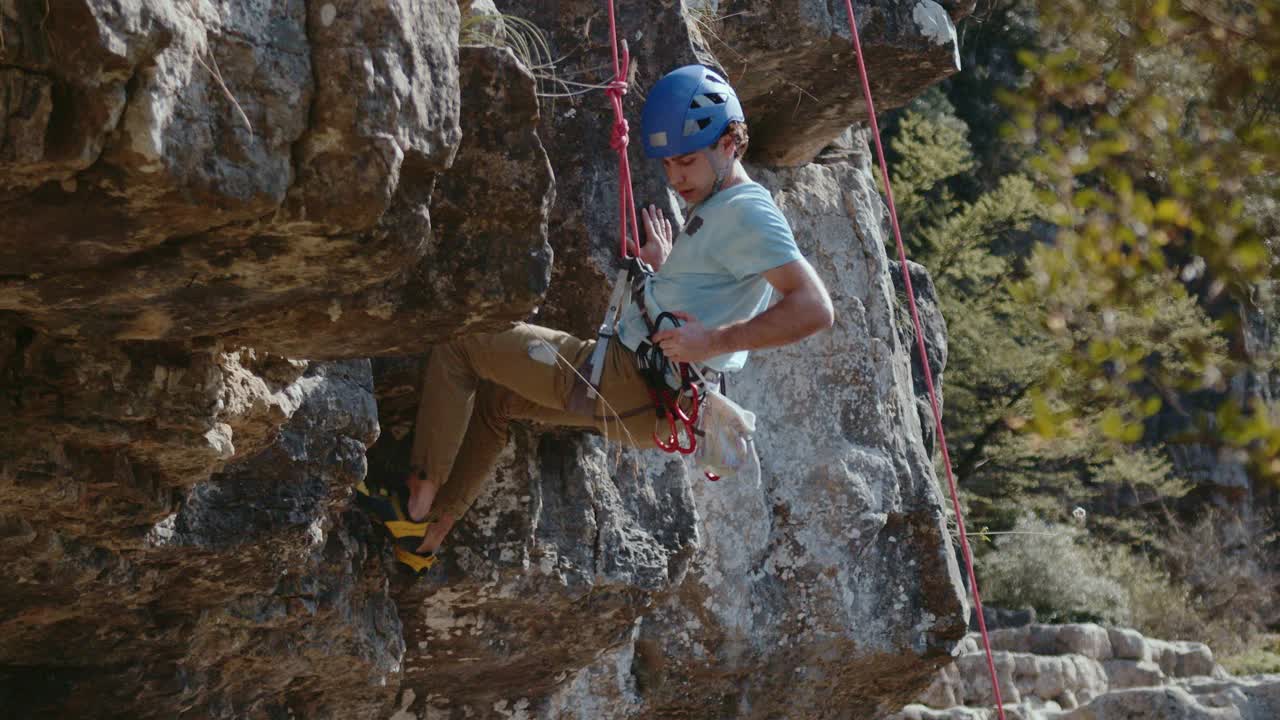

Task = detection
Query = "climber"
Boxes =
[356,65,835,572]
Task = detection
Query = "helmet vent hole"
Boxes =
[682,117,713,136]
[690,93,726,108]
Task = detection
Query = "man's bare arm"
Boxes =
[710,258,834,353]
[653,258,834,364]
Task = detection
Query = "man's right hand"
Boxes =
[640,204,673,270]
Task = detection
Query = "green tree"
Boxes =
[887,0,1280,663]
[889,89,1196,537]
[1005,0,1280,483]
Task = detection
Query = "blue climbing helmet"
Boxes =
[641,65,745,159]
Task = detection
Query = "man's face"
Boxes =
[660,136,734,205]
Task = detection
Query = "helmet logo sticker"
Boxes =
[649,131,668,147]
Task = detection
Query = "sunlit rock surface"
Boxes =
[1,1,973,717]
[893,623,1280,720]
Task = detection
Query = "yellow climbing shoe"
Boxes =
[354,479,436,573]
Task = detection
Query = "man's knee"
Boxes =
[474,382,513,431]
[427,337,469,377]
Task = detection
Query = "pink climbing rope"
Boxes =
[840,2,1008,717]
[606,0,642,259]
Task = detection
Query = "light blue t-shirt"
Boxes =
[617,181,804,372]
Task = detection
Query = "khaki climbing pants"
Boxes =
[411,322,659,522]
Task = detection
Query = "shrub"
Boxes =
[1154,510,1280,655]
[979,516,1129,624]
[979,511,1280,662]
[1220,635,1280,676]
[1094,544,1201,640]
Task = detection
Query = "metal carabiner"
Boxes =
[677,375,699,425]
[651,390,696,454]
[644,312,705,456]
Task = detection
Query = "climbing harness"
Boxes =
[584,262,633,400]
[590,253,723,480]
[840,1,1008,716]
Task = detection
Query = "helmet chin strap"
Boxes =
[701,142,736,199]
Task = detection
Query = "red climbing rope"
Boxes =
[605,1,642,259]
[840,2,1008,717]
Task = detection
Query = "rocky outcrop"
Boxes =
[1,3,543,716]
[2,1,972,717]
[0,1,550,356]
[893,623,1280,719]
[0,350,398,718]
[230,43,555,358]
[893,258,948,455]
[703,0,966,166]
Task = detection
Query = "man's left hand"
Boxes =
[652,311,718,365]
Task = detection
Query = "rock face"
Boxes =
[893,258,948,455]
[0,0,550,356]
[1,350,399,718]
[230,44,555,357]
[704,0,966,166]
[2,1,974,718]
[893,623,1280,720]
[358,133,967,720]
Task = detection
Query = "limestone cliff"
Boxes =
[0,1,969,717]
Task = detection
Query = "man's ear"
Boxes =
[718,133,737,156]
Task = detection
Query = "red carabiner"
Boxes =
[680,378,699,425]
[652,409,678,452]
[650,386,696,454]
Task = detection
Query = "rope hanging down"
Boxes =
[605,1,641,259]
[840,1,1008,717]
